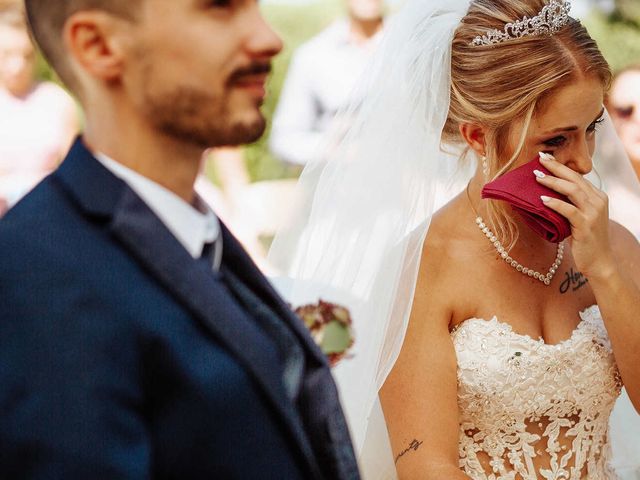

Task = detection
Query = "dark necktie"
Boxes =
[200,237,223,272]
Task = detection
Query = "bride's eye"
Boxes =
[587,117,605,134]
[543,135,567,148]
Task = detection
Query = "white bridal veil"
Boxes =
[269,0,472,469]
[268,0,640,478]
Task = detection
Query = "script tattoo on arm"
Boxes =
[394,439,424,465]
[559,268,589,294]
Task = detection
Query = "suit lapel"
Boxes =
[54,139,322,478]
[219,228,361,479]
[220,224,329,368]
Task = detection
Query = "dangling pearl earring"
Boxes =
[481,155,489,180]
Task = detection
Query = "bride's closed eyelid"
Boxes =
[590,117,605,131]
[540,118,603,147]
[542,136,567,147]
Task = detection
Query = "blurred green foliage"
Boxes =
[584,1,640,74]
[35,54,56,83]
[614,0,640,26]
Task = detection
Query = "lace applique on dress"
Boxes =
[451,305,622,479]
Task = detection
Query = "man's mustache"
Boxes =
[228,63,272,84]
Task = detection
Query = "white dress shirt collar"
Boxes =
[94,152,220,259]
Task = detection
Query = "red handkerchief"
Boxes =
[481,156,571,243]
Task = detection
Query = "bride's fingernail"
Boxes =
[539,152,555,162]
[541,195,552,202]
[533,169,546,179]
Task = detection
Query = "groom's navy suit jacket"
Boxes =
[0,139,359,479]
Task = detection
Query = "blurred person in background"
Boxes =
[599,64,640,239]
[0,1,78,215]
[604,62,640,480]
[608,64,640,180]
[269,0,385,166]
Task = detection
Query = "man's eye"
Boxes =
[209,0,232,7]
[543,136,566,148]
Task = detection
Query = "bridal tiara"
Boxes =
[471,0,572,47]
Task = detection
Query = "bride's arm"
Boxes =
[379,245,470,480]
[537,155,640,413]
[586,223,640,412]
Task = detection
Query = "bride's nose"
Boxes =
[564,141,593,175]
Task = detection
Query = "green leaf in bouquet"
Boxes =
[320,320,352,355]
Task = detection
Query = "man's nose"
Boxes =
[245,8,283,59]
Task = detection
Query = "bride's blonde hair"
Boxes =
[443,0,611,249]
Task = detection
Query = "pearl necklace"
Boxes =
[474,216,564,286]
[466,181,564,285]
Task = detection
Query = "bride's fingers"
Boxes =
[541,191,609,238]
[538,153,584,182]
[537,153,608,205]
[539,196,582,228]
[535,174,591,207]
[538,153,601,193]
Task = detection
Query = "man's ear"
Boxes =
[459,123,487,157]
[63,11,131,83]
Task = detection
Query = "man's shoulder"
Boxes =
[0,175,98,273]
[0,176,169,319]
[0,177,65,237]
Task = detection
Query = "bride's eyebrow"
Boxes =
[542,107,606,135]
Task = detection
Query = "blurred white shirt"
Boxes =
[269,20,383,165]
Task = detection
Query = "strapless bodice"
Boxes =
[451,305,622,479]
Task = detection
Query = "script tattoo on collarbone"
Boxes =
[394,439,424,465]
[559,267,588,294]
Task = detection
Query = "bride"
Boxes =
[269,0,640,478]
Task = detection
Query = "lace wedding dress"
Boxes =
[451,305,623,479]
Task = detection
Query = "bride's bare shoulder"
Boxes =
[609,221,639,248]
[417,193,479,288]
[609,221,640,278]
[422,193,475,258]
[410,193,478,328]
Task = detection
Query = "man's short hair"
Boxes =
[24,0,138,93]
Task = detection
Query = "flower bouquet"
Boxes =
[294,300,355,367]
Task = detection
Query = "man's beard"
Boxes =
[133,46,271,149]
[141,85,266,149]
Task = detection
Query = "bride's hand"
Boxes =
[535,153,616,280]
